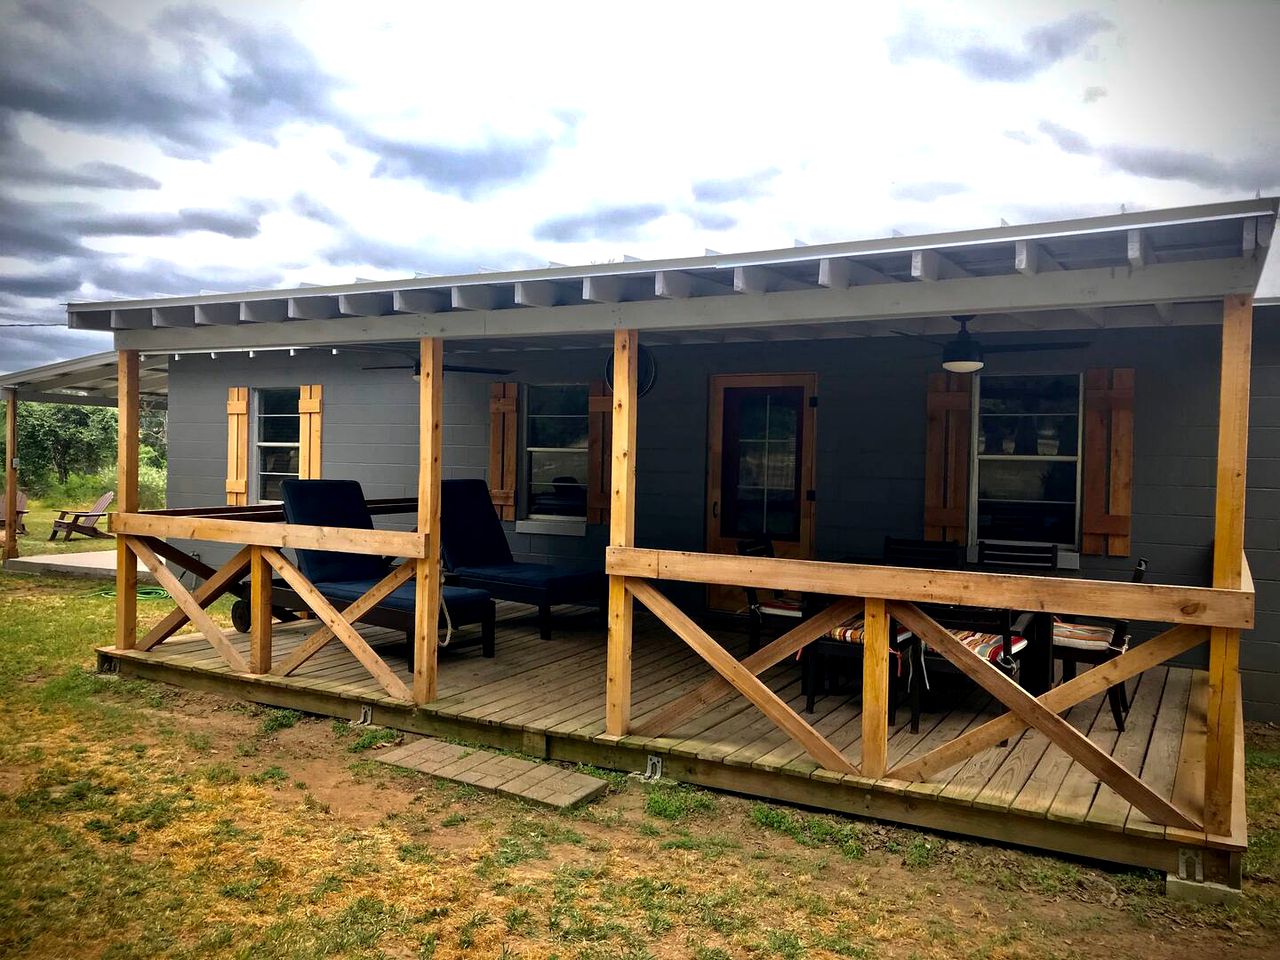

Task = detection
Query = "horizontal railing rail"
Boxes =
[110,510,427,559]
[605,546,1255,629]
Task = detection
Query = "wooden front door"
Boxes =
[706,373,818,611]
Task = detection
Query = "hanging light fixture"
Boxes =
[941,317,984,374]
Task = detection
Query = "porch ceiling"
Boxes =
[67,198,1276,353]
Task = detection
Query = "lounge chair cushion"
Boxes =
[280,479,391,584]
[439,479,515,569]
[451,561,602,596]
[313,579,492,623]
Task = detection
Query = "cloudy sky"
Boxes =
[2,0,1278,374]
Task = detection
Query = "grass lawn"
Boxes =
[5,501,120,557]
[1,568,1278,959]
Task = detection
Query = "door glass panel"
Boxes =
[720,386,804,541]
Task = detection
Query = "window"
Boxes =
[254,388,301,502]
[972,374,1081,546]
[525,384,589,519]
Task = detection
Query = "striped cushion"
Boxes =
[827,615,913,646]
[948,630,1026,664]
[1053,620,1118,651]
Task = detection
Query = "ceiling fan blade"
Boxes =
[891,329,953,347]
[444,364,515,375]
[983,342,1091,354]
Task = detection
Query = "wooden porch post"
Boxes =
[1206,293,1252,834]
[413,337,444,704]
[861,597,890,777]
[606,329,638,736]
[249,546,273,673]
[3,387,17,561]
[116,351,139,650]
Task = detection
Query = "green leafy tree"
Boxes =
[1,401,117,486]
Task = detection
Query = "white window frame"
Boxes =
[521,382,591,524]
[251,387,302,505]
[967,372,1084,558]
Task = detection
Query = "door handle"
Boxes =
[712,500,719,519]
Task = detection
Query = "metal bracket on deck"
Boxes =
[643,755,663,782]
[1178,848,1204,883]
[353,705,373,726]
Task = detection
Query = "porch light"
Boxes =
[941,329,984,374]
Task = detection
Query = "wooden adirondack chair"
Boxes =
[1,490,29,535]
[49,491,114,541]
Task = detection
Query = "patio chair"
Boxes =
[801,538,963,731]
[738,537,813,653]
[271,479,496,664]
[0,490,29,535]
[439,479,604,640]
[1052,559,1148,732]
[49,491,114,541]
[907,603,1028,735]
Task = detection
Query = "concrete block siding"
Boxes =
[165,320,1280,720]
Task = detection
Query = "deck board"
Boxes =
[99,600,1243,875]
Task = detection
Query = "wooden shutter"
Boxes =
[488,382,518,520]
[1081,368,1134,556]
[298,384,323,479]
[225,387,249,506]
[586,379,613,524]
[923,373,972,542]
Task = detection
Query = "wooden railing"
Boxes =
[110,503,429,702]
[605,546,1254,838]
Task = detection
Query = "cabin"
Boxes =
[3,198,1276,894]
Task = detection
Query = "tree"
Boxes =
[5,402,119,486]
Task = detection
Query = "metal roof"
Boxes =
[0,351,168,407]
[56,198,1278,353]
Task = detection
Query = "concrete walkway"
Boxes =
[3,548,156,583]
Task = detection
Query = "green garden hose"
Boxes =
[81,585,171,600]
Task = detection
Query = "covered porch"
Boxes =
[76,199,1274,891]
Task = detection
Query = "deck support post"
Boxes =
[116,350,139,650]
[413,337,444,705]
[606,329,639,736]
[861,597,889,778]
[1206,294,1252,835]
[249,546,272,673]
[3,387,16,561]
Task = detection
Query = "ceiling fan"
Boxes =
[899,315,1090,374]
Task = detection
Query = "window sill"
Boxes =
[515,518,587,537]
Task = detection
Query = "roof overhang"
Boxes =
[64,198,1276,354]
[0,351,168,407]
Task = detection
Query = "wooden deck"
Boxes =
[98,601,1246,881]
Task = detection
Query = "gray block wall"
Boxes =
[164,320,1280,720]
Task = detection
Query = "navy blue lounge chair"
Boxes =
[270,479,495,663]
[440,479,604,640]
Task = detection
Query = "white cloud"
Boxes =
[1,0,1278,371]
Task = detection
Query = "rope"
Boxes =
[81,585,171,600]
[438,559,453,647]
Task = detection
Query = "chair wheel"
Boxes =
[230,599,251,634]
